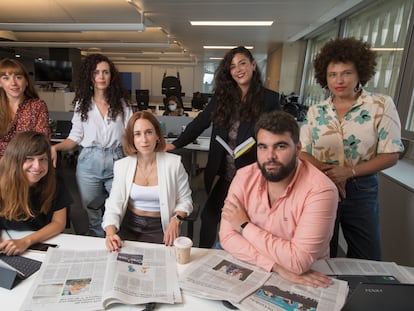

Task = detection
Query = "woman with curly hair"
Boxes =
[0,132,71,256]
[300,37,404,260]
[166,46,281,248]
[0,58,50,158]
[52,54,132,237]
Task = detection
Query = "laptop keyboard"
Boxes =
[0,254,42,278]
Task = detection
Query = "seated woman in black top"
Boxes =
[0,131,72,256]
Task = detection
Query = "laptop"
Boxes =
[0,254,42,289]
[342,283,414,311]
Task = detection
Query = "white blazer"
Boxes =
[102,152,193,232]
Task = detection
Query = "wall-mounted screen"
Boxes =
[34,60,72,83]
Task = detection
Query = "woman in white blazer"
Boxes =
[102,111,193,250]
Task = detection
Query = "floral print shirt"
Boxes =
[0,98,51,157]
[300,90,404,168]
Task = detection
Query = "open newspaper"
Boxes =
[179,251,272,303]
[20,245,181,311]
[236,273,348,311]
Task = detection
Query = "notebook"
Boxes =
[0,254,42,289]
[341,283,414,311]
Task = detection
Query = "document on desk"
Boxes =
[20,245,180,311]
[237,273,348,311]
[325,258,414,284]
[179,251,272,303]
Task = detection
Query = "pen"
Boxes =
[5,229,13,240]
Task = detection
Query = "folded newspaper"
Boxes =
[179,251,271,303]
[179,251,351,310]
[20,246,181,311]
[236,273,348,311]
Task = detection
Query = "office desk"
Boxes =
[167,137,210,178]
[0,232,226,311]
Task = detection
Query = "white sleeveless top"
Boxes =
[129,183,160,212]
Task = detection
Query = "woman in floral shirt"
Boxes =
[300,37,404,260]
[0,58,50,157]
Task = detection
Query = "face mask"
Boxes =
[168,104,177,111]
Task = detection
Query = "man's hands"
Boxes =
[221,195,250,232]
[272,263,333,288]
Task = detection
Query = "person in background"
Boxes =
[166,46,281,248]
[102,111,192,250]
[163,95,186,116]
[300,37,404,260]
[51,54,133,237]
[0,58,50,158]
[220,111,338,287]
[0,131,71,256]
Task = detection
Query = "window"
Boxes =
[395,9,414,141]
[301,28,339,107]
[344,0,412,97]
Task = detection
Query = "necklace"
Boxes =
[137,160,155,186]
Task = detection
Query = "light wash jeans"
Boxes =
[76,145,124,237]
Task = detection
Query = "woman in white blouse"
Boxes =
[51,54,132,237]
[102,111,193,249]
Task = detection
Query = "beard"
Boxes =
[257,154,297,182]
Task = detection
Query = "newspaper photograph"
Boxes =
[179,251,272,303]
[20,245,180,311]
[236,272,348,311]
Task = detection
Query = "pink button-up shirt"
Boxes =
[219,159,338,274]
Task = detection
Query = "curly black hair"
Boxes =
[212,46,265,127]
[313,37,377,88]
[73,54,130,122]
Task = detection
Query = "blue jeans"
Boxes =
[330,173,382,260]
[76,145,124,237]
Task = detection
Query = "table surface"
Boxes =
[0,232,227,311]
[3,232,413,311]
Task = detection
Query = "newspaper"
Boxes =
[20,245,181,311]
[179,251,272,303]
[325,258,414,284]
[237,273,348,311]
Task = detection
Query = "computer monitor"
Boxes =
[135,89,150,110]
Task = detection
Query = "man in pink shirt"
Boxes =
[219,111,338,288]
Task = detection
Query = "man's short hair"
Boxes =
[255,111,300,143]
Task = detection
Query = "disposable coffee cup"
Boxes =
[174,236,193,264]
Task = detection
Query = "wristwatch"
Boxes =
[173,214,185,225]
[240,221,249,234]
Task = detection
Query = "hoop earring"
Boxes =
[354,82,362,93]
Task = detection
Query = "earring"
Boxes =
[354,82,362,93]
[89,85,93,91]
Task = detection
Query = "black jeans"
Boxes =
[199,178,231,248]
[330,173,381,260]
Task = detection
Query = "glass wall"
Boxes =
[344,0,412,97]
[302,0,413,103]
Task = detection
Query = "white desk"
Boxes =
[167,137,210,178]
[0,232,227,311]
